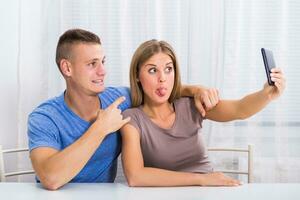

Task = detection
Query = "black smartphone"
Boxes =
[261,48,276,85]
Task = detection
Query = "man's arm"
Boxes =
[30,124,106,190]
[181,85,219,117]
[30,97,130,190]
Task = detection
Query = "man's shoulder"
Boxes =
[29,93,65,119]
[100,86,131,110]
[101,86,130,97]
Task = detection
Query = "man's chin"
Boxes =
[91,85,105,94]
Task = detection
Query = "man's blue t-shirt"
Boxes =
[27,87,131,183]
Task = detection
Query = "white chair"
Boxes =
[0,145,35,182]
[207,144,253,183]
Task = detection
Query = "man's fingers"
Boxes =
[202,95,213,110]
[208,89,219,109]
[96,109,104,117]
[121,117,131,126]
[110,96,126,108]
[195,99,206,117]
[208,95,216,109]
[201,89,220,110]
[214,89,220,104]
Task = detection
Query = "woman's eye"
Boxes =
[165,66,173,73]
[148,68,156,74]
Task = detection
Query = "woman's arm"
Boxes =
[205,68,285,122]
[121,124,240,187]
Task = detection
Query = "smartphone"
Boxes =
[261,48,276,85]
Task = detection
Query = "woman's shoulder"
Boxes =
[122,107,145,133]
[123,106,143,118]
[174,97,194,108]
[174,97,203,123]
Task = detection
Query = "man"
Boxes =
[28,29,219,190]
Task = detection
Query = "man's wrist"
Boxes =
[181,85,207,97]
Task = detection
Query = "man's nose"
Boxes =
[96,63,106,75]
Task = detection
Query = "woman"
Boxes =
[121,39,285,187]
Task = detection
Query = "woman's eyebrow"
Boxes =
[144,63,157,67]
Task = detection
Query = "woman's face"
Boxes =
[138,52,175,105]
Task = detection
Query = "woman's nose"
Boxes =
[159,72,166,82]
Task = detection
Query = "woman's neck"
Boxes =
[142,101,174,121]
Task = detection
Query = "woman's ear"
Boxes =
[60,59,72,77]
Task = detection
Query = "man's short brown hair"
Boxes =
[55,29,101,72]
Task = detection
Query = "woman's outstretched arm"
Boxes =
[205,68,285,122]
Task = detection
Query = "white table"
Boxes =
[0,183,299,200]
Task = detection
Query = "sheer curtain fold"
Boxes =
[0,0,62,181]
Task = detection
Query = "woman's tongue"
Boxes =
[155,87,167,97]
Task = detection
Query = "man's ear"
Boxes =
[60,59,72,77]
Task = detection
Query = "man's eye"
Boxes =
[88,61,98,67]
[102,60,105,64]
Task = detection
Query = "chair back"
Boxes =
[208,144,253,183]
[0,145,34,182]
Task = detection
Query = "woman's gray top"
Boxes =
[122,97,213,173]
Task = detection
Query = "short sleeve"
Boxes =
[27,112,62,151]
[176,97,204,128]
[122,109,141,134]
[189,98,204,125]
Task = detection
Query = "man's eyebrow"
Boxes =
[86,58,101,63]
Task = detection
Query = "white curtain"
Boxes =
[0,0,299,183]
[0,0,63,181]
[208,0,300,183]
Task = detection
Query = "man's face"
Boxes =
[66,43,106,95]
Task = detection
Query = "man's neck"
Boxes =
[64,89,100,122]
